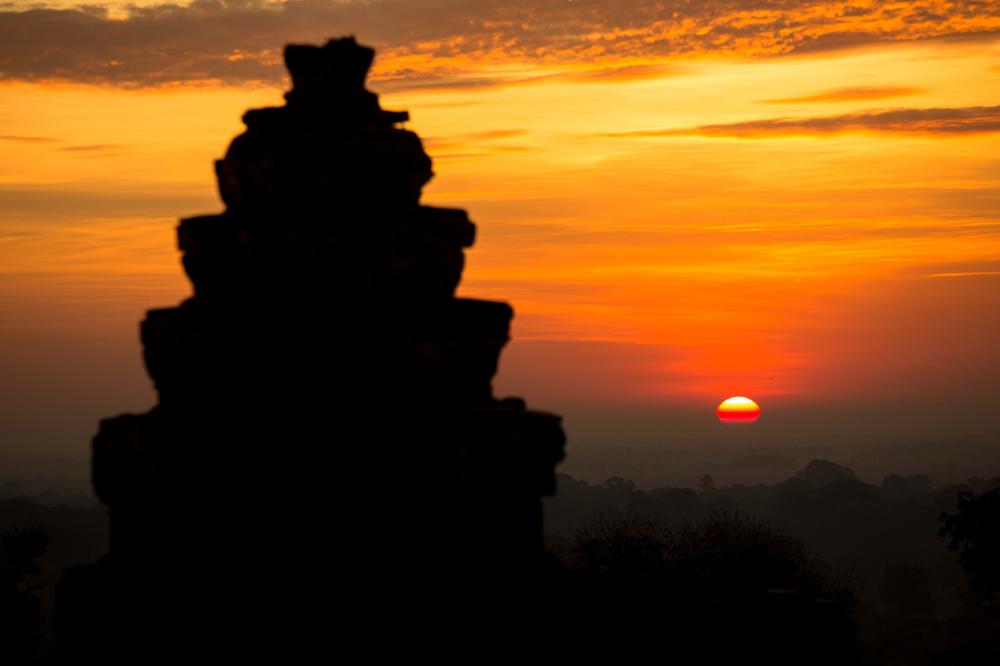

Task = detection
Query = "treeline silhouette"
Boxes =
[1,526,50,663]
[1,457,998,662]
[546,458,1000,663]
[551,508,862,662]
[0,497,107,663]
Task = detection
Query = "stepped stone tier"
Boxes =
[58,37,566,657]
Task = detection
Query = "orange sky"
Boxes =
[1,1,999,457]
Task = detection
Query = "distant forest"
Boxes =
[2,459,998,663]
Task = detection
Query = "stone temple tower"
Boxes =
[58,37,565,657]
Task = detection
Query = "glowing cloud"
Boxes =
[602,105,1000,139]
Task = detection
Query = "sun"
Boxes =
[717,396,761,424]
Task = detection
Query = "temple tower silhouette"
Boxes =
[58,37,565,657]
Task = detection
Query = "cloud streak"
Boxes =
[0,134,57,142]
[0,184,215,218]
[59,143,124,152]
[0,0,997,86]
[926,271,1000,277]
[603,105,1000,138]
[760,87,927,104]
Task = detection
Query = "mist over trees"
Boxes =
[545,458,1000,662]
[1,457,998,662]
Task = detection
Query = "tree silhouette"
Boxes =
[939,488,1000,610]
[573,509,860,604]
[566,510,862,663]
[0,526,50,663]
[573,511,667,577]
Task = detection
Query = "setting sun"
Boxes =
[717,396,761,424]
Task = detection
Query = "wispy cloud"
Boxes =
[59,144,124,153]
[0,1,997,87]
[926,271,1000,277]
[377,63,687,92]
[424,129,533,160]
[603,105,1000,139]
[563,63,687,83]
[0,183,215,219]
[904,260,1000,278]
[0,134,57,142]
[760,87,926,104]
[920,259,1000,279]
[425,129,528,146]
[374,73,554,93]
